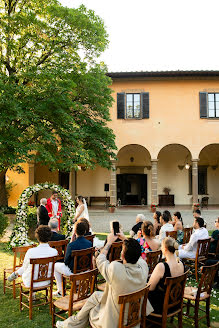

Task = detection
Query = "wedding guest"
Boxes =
[8,226,57,287]
[178,217,209,259]
[49,219,65,241]
[153,211,161,235]
[53,221,92,297]
[70,217,91,242]
[158,210,174,242]
[137,221,160,259]
[148,237,184,314]
[46,191,62,230]
[172,211,184,244]
[129,214,145,238]
[209,217,219,254]
[73,196,89,223]
[56,237,153,328]
[104,220,123,260]
[37,198,50,226]
[193,209,201,218]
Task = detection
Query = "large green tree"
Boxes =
[0,0,116,205]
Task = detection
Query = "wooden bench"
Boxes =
[89,196,110,206]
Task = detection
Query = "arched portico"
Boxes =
[110,144,151,205]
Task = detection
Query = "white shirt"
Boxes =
[159,222,174,241]
[17,244,58,287]
[51,199,59,217]
[184,227,209,253]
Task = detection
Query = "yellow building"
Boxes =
[8,71,219,207]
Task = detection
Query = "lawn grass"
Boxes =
[1,240,218,328]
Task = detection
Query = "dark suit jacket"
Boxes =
[51,231,66,242]
[38,205,50,225]
[64,236,92,272]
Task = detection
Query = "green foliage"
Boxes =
[0,0,117,203]
[0,212,9,237]
[0,205,16,214]
[5,181,17,199]
[26,206,37,231]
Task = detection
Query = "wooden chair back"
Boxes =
[118,285,150,328]
[68,269,98,316]
[30,256,56,289]
[197,263,218,298]
[183,227,193,244]
[196,238,211,262]
[163,271,188,318]
[71,247,95,274]
[109,241,123,262]
[13,245,36,270]
[146,250,162,275]
[84,234,96,246]
[166,231,177,240]
[48,240,68,261]
[201,197,209,209]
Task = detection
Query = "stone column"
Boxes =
[69,169,76,200]
[110,160,117,205]
[192,159,199,204]
[28,162,35,203]
[151,159,158,205]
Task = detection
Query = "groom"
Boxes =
[46,191,62,230]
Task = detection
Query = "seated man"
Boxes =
[53,221,92,297]
[158,210,174,242]
[8,225,58,287]
[129,213,145,238]
[49,218,65,241]
[56,235,153,328]
[209,217,219,254]
[178,217,209,259]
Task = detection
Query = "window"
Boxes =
[117,92,149,119]
[126,94,141,118]
[208,93,219,118]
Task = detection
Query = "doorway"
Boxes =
[117,174,147,205]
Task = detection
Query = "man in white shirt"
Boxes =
[158,210,174,242]
[178,217,209,259]
[8,226,58,287]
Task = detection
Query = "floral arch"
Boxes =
[10,183,75,247]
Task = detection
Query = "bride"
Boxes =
[73,195,89,223]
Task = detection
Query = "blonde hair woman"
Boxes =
[148,237,184,314]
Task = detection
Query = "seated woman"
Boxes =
[148,237,184,314]
[137,221,160,260]
[153,211,161,235]
[103,220,123,260]
[172,211,184,244]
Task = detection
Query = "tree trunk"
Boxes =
[0,170,8,206]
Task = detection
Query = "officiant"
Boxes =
[46,190,62,230]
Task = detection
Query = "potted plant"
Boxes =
[108,204,116,213]
[192,203,200,211]
[150,204,157,213]
[163,187,171,195]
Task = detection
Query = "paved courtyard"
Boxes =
[89,206,219,233]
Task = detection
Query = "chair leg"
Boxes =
[194,303,199,328]
[178,311,183,328]
[206,298,210,327]
[186,300,191,315]
[195,262,198,282]
[13,280,16,299]
[52,304,55,328]
[20,285,22,312]
[49,287,53,315]
[29,292,33,320]
[3,271,6,294]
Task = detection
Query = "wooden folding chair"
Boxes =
[166,231,177,240]
[183,227,193,244]
[183,238,211,281]
[62,247,95,295]
[109,241,123,262]
[118,285,150,328]
[208,238,219,258]
[52,268,98,327]
[3,244,36,299]
[147,271,188,328]
[48,240,69,262]
[184,263,218,328]
[201,197,209,209]
[84,234,96,246]
[146,250,162,275]
[20,255,56,320]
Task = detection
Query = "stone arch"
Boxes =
[117,144,151,167]
[10,182,75,247]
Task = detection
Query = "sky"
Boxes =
[60,0,219,72]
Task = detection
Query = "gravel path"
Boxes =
[89,207,218,233]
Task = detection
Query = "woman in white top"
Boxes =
[73,195,89,223]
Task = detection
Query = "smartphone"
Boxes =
[113,221,120,236]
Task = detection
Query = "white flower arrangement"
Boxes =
[10,182,75,248]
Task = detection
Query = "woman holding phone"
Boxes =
[103,220,122,260]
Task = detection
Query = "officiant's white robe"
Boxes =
[62,254,153,328]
